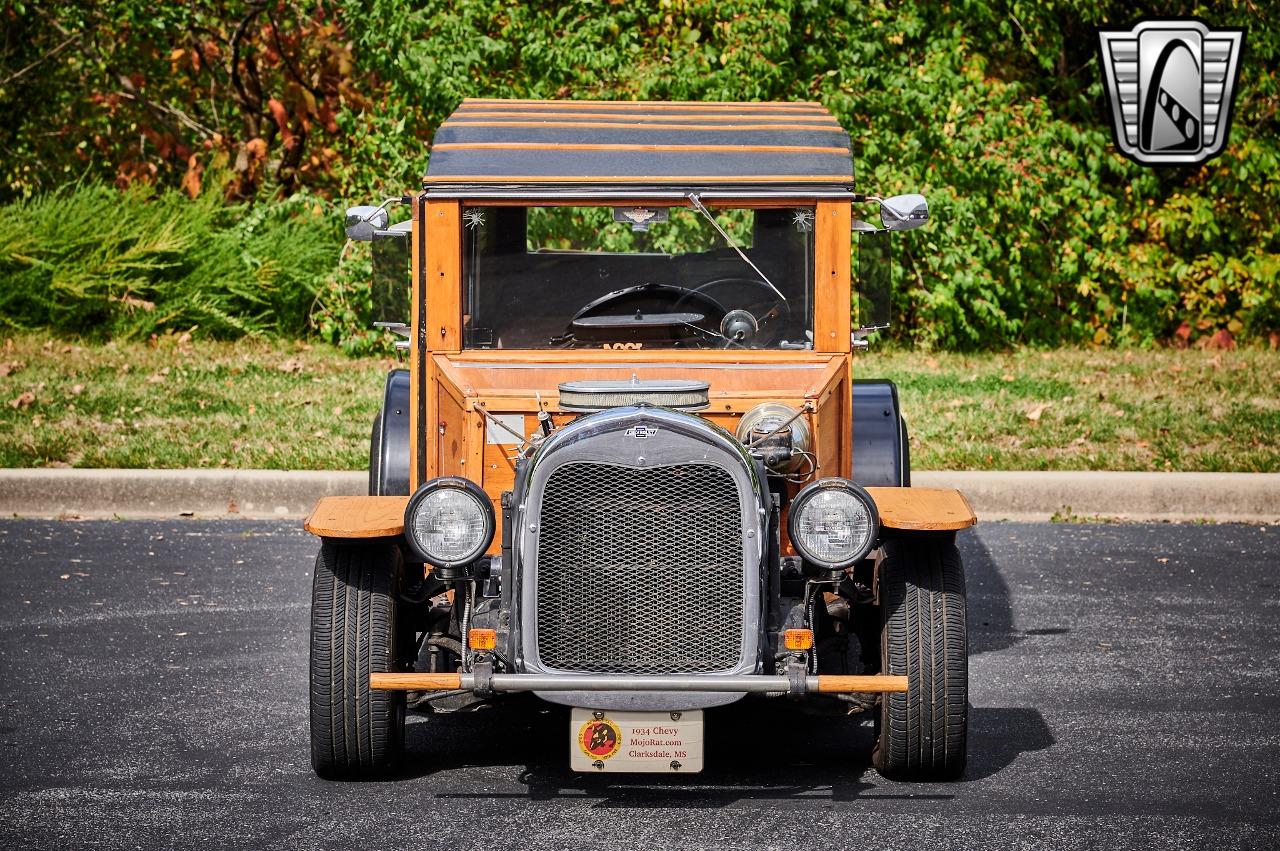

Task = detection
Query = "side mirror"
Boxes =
[879,194,929,232]
[344,205,390,241]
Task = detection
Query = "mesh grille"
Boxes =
[533,461,745,674]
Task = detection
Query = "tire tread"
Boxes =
[874,537,967,781]
[309,540,404,779]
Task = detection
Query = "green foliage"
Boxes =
[2,0,1278,349]
[0,181,341,339]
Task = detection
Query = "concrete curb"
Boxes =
[2,468,1277,523]
[913,470,1280,523]
[0,469,366,520]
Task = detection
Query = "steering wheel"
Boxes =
[672,276,791,346]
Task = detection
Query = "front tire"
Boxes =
[873,537,967,781]
[309,540,406,779]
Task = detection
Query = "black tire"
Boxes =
[309,539,406,779]
[873,537,967,781]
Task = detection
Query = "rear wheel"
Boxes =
[873,537,967,781]
[309,539,406,779]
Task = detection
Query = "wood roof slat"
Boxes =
[449,110,841,123]
[423,174,855,184]
[459,97,827,109]
[432,142,851,154]
[442,120,849,133]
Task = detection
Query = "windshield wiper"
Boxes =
[687,193,788,304]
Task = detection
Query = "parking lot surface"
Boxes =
[1,519,1277,850]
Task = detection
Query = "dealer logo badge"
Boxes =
[578,717,621,760]
[1097,19,1244,166]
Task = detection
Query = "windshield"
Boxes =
[462,204,816,350]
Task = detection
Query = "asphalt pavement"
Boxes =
[0,519,1277,850]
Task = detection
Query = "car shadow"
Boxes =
[960,527,1022,656]
[404,701,1053,802]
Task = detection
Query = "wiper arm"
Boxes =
[687,193,788,304]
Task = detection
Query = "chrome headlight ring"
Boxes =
[403,477,495,569]
[786,478,880,569]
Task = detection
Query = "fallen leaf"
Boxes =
[59,574,70,580]
[1025,402,1052,422]
[71,384,84,395]
[924,357,939,369]
[0,361,22,377]
[10,391,35,409]
[1001,373,1015,382]
[178,332,192,345]
[278,357,304,374]
[146,372,166,384]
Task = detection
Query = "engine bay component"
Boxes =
[557,377,710,412]
[787,478,879,569]
[735,402,812,475]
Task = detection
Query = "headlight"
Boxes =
[735,402,811,474]
[404,478,495,568]
[787,478,879,569]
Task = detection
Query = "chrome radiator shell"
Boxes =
[512,406,767,710]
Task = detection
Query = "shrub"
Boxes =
[0,181,341,340]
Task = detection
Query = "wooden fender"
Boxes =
[866,486,977,531]
[304,496,409,539]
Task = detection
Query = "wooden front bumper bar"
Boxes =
[370,672,907,694]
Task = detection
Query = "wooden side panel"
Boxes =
[304,496,409,538]
[425,199,462,353]
[437,386,467,478]
[813,200,851,353]
[481,425,523,555]
[814,389,841,481]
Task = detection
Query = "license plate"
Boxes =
[569,708,704,773]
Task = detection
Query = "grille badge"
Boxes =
[624,425,659,439]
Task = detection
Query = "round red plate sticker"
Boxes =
[578,717,621,760]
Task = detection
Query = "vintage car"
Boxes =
[304,98,976,780]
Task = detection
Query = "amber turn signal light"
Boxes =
[468,628,497,650]
[783,628,814,651]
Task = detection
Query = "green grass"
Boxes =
[1,333,1277,471]
[868,347,1280,472]
[0,333,388,470]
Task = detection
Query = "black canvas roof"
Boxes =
[424,98,854,195]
